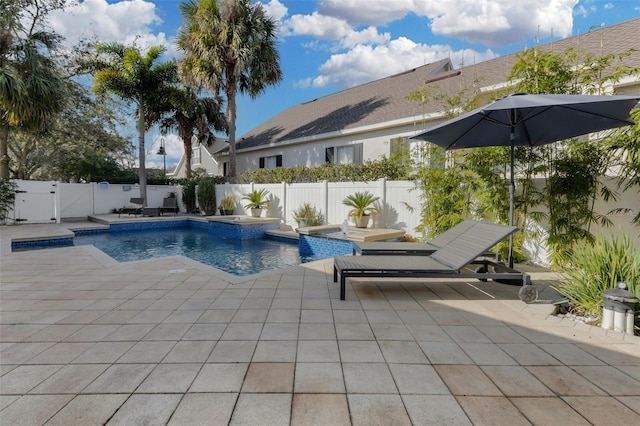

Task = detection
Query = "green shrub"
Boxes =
[197,178,217,216]
[239,158,412,184]
[219,195,236,211]
[181,180,197,213]
[292,202,324,227]
[0,179,17,224]
[556,231,639,322]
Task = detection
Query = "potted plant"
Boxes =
[218,195,236,215]
[293,202,324,228]
[343,191,380,228]
[242,188,270,217]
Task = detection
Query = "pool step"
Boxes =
[265,230,299,241]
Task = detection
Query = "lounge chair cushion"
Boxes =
[353,219,477,255]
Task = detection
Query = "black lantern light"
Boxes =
[157,137,167,175]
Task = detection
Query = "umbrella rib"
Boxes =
[442,119,489,150]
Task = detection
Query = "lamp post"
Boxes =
[157,137,166,175]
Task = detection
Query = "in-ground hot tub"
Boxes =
[297,225,404,257]
[207,216,281,239]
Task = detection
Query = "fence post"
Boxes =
[54,181,61,223]
[281,181,287,223]
[379,177,387,228]
[322,180,329,224]
[91,182,96,216]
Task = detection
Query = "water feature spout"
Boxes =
[341,220,349,235]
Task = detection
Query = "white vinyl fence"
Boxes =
[216,179,421,233]
[12,180,58,224]
[8,178,420,232]
[9,180,181,224]
[7,178,638,265]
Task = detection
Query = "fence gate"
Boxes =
[12,180,57,224]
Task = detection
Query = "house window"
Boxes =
[426,144,447,169]
[393,139,440,168]
[325,143,363,164]
[391,137,410,164]
[192,146,201,165]
[223,162,228,177]
[259,155,282,169]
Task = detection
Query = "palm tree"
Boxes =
[177,0,282,183]
[0,0,66,178]
[89,43,177,202]
[158,85,227,178]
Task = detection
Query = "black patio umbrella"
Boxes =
[411,93,640,267]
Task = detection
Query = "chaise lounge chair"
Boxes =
[159,197,178,216]
[333,221,535,302]
[118,197,144,217]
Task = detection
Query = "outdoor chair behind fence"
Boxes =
[159,197,178,216]
[118,197,144,217]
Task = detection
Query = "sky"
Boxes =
[47,0,640,169]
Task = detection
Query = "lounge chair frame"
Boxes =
[333,221,533,302]
[333,257,530,301]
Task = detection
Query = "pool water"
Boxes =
[73,228,322,276]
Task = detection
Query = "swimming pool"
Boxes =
[73,228,323,276]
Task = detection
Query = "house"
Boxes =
[169,137,228,179]
[173,18,640,177]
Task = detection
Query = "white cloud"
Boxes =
[341,26,390,48]
[48,0,173,52]
[293,78,313,89]
[604,3,614,9]
[261,0,289,21]
[316,0,579,47]
[574,5,588,17]
[147,134,183,169]
[318,0,415,25]
[283,11,390,48]
[285,12,353,40]
[421,0,578,46]
[308,37,497,88]
[287,0,579,90]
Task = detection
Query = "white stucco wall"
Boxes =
[233,120,433,174]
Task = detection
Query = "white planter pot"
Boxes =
[354,214,370,228]
[251,208,263,217]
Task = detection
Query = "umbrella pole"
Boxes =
[508,131,515,269]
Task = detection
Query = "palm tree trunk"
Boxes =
[226,73,237,184]
[137,106,147,205]
[179,119,193,179]
[0,124,10,179]
[185,141,192,179]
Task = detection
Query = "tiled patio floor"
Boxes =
[0,223,639,425]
